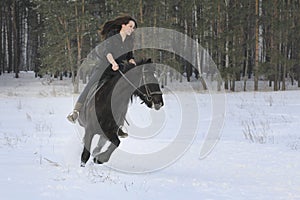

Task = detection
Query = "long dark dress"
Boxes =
[76,30,134,105]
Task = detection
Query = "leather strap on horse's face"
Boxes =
[141,66,162,102]
[118,65,162,103]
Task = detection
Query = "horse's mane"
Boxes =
[97,58,152,100]
[106,58,152,88]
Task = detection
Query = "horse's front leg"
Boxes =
[94,131,120,164]
[92,135,107,157]
[80,129,94,167]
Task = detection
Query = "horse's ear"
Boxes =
[146,58,152,63]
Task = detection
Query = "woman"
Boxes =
[67,15,137,131]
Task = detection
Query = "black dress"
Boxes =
[76,30,134,105]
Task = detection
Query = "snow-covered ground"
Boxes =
[1,71,300,200]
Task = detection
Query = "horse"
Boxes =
[78,59,164,167]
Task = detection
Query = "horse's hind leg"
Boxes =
[80,130,94,167]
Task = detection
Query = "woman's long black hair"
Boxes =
[100,15,137,39]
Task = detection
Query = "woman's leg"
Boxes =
[67,68,103,123]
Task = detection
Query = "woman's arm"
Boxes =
[104,31,120,71]
[106,53,119,71]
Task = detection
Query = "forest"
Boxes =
[1,0,300,91]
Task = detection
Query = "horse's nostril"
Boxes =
[154,103,162,110]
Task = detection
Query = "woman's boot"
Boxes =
[67,103,82,123]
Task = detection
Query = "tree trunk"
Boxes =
[254,0,259,91]
[0,2,3,75]
[139,0,143,24]
[74,0,86,93]
[12,0,20,78]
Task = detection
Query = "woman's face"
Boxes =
[121,20,136,36]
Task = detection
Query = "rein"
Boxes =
[118,69,145,98]
[118,67,162,101]
[117,66,162,126]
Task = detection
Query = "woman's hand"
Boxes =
[128,59,136,65]
[112,62,119,71]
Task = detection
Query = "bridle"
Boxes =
[118,66,162,102]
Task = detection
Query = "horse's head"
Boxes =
[133,60,164,110]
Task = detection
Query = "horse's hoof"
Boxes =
[80,162,86,167]
[117,129,128,138]
[93,157,103,164]
[118,133,128,138]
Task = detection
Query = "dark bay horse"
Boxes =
[78,59,164,167]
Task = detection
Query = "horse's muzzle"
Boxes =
[154,102,163,110]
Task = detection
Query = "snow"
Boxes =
[1,71,300,200]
